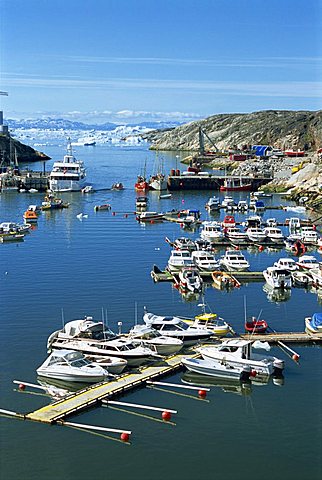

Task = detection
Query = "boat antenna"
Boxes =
[243,296,247,324]
[135,302,138,326]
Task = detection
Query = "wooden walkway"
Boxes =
[239,331,322,343]
[25,351,197,424]
[151,268,264,283]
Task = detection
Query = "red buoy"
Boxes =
[292,354,300,362]
[250,370,257,378]
[235,245,239,250]
[258,245,264,252]
[18,383,26,390]
[162,410,172,421]
[120,432,130,442]
[198,389,207,398]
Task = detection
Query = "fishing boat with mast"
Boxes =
[135,161,150,192]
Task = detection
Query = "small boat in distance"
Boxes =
[111,182,124,190]
[23,207,38,223]
[94,204,111,211]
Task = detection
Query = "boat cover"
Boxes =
[311,313,322,328]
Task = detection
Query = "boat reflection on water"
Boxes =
[37,377,87,401]
[181,370,284,396]
[263,284,292,303]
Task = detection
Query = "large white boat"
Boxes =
[143,312,213,346]
[127,324,183,356]
[180,311,231,337]
[198,339,284,378]
[310,262,322,288]
[167,249,194,272]
[300,227,319,245]
[296,255,319,270]
[263,227,284,243]
[273,257,298,271]
[191,250,220,271]
[200,221,224,242]
[49,141,86,192]
[246,227,267,243]
[224,227,248,243]
[263,266,292,289]
[36,349,109,383]
[220,250,250,271]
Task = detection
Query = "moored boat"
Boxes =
[263,266,292,289]
[245,316,268,334]
[182,356,251,381]
[36,349,109,383]
[177,267,203,293]
[220,250,250,271]
[94,204,111,211]
[49,140,86,192]
[305,312,322,333]
[211,271,241,289]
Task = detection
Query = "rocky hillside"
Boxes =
[0,134,50,164]
[146,110,322,152]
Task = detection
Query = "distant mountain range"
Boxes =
[5,117,181,131]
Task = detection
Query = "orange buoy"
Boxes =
[198,389,207,398]
[292,354,300,362]
[162,410,171,421]
[18,383,26,390]
[120,432,130,442]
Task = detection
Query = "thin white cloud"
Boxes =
[56,54,322,69]
[3,73,322,98]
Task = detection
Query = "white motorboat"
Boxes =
[300,227,319,245]
[182,356,251,381]
[49,337,155,367]
[181,311,231,337]
[191,250,220,271]
[263,227,284,243]
[83,354,127,374]
[265,218,277,227]
[305,312,322,333]
[310,262,322,288]
[200,221,224,242]
[143,312,213,346]
[220,250,250,271]
[149,172,168,191]
[198,339,284,378]
[0,221,31,234]
[263,266,292,289]
[246,227,267,243]
[291,270,312,288]
[221,195,235,208]
[237,200,248,212]
[273,257,298,271]
[127,324,183,356]
[172,237,196,250]
[46,316,155,367]
[178,268,203,293]
[224,227,248,243]
[296,255,319,270]
[49,140,86,192]
[36,350,109,383]
[167,249,194,272]
[136,211,164,222]
[205,196,220,212]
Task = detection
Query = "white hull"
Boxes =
[36,369,106,383]
[49,178,86,192]
[182,357,246,380]
[149,178,168,191]
[263,270,292,289]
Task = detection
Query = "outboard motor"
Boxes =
[240,365,251,383]
[273,359,285,378]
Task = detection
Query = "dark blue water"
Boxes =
[0,145,321,480]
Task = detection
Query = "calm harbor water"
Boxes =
[0,144,321,480]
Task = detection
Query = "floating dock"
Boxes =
[19,351,198,424]
[151,268,264,283]
[239,331,322,344]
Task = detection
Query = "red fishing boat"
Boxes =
[220,177,252,192]
[245,317,268,334]
[135,175,150,192]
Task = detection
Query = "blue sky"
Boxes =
[1,0,321,123]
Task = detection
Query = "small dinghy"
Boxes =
[245,316,268,334]
[94,204,111,211]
